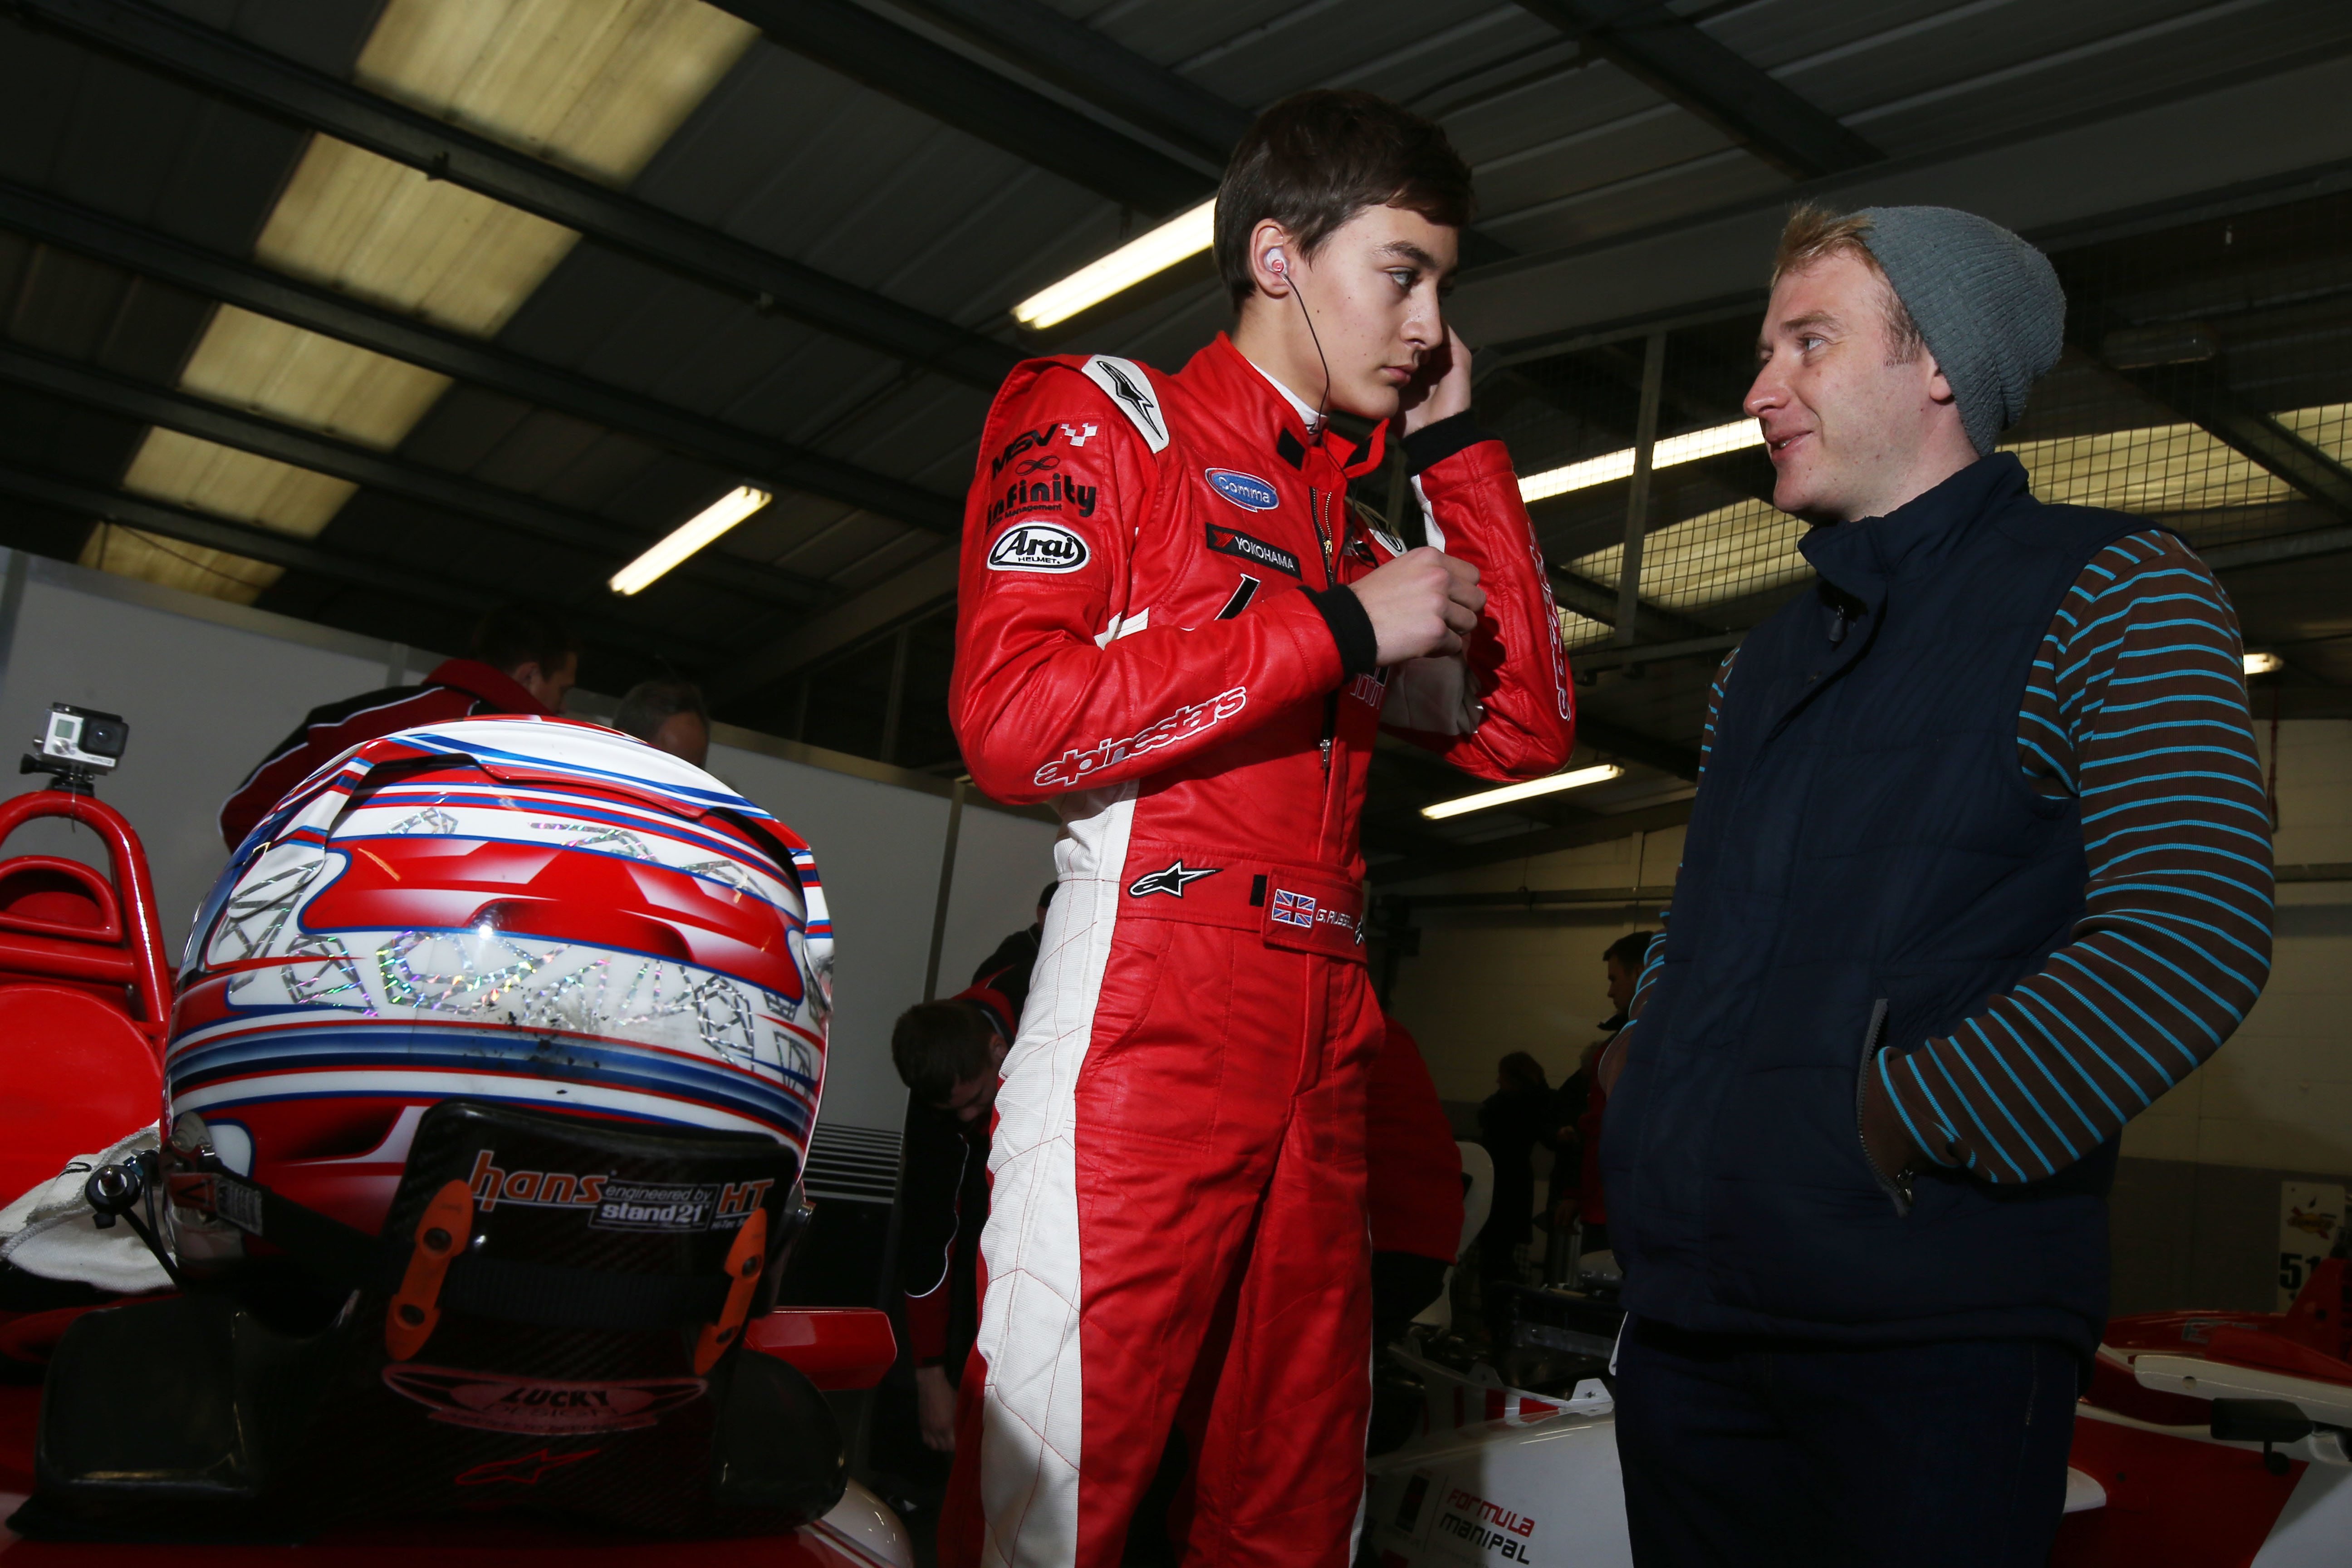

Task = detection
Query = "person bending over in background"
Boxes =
[970,881,1056,999]
[948,87,1573,1565]
[1474,1050,1559,1343]
[890,972,1023,1460]
[1601,205,2273,1568]
[217,603,577,849]
[613,676,710,767]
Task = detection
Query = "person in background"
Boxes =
[1602,204,2272,1567]
[1368,1019,1464,1348]
[613,676,710,767]
[217,604,578,849]
[1474,1049,1559,1343]
[890,973,1021,1456]
[1554,930,1655,1257]
[970,881,1054,994]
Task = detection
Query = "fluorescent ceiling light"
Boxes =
[2244,651,2284,676]
[1421,764,1624,820]
[1014,199,1215,330]
[1519,419,1765,504]
[610,486,771,595]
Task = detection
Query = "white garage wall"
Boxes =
[2125,718,2352,1175]
[1388,722,2350,1180]
[0,549,1059,1141]
[1385,825,1683,1107]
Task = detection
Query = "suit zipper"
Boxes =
[1311,485,1338,779]
[1855,997,1913,1218]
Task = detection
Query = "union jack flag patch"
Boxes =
[1270,888,1316,928]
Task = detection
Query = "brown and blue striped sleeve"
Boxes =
[1877,530,2275,1183]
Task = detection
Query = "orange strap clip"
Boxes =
[692,1206,769,1375]
[385,1179,474,1361]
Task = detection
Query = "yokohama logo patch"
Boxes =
[989,522,1090,573]
[385,1366,706,1435]
[1205,523,1299,578]
[1034,687,1248,788]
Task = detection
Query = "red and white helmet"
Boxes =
[165,716,831,1239]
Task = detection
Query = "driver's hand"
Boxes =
[1347,547,1484,664]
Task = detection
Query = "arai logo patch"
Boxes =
[988,522,1090,573]
[1205,468,1279,511]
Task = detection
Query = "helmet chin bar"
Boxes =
[23,1099,832,1543]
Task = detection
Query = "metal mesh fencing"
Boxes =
[1487,189,2352,655]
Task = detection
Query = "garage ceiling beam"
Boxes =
[2110,362,2352,523]
[11,0,1020,392]
[1548,563,1716,645]
[0,180,964,536]
[0,462,725,662]
[1576,715,1701,781]
[708,0,1212,215]
[0,339,832,608]
[1368,795,1698,885]
[1514,0,1881,181]
[897,0,1249,169]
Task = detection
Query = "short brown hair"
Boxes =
[1215,90,1474,309]
[1771,204,1926,364]
[892,998,998,1105]
[469,603,578,677]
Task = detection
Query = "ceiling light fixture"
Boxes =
[2244,651,2284,676]
[1013,199,1216,330]
[609,485,772,596]
[1519,419,1766,504]
[1421,763,1624,820]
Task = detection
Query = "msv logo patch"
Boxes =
[989,522,1090,573]
[1205,468,1279,511]
[1205,524,1299,578]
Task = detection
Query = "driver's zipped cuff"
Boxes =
[1305,585,1378,680]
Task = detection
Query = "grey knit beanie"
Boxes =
[1851,206,2065,456]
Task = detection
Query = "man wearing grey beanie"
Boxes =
[1597,206,2272,1567]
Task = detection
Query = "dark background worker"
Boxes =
[1474,1049,1560,1344]
[970,881,1054,995]
[889,972,1022,1457]
[1555,930,1656,1258]
[614,676,711,768]
[217,604,578,849]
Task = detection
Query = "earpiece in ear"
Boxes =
[1266,248,1287,277]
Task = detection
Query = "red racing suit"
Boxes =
[948,332,1571,1567]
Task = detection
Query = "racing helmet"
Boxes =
[164,715,832,1258]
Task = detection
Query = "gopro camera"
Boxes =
[23,702,129,793]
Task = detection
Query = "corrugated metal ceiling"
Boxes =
[0,0,2348,867]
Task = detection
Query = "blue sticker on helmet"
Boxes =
[1205,468,1280,511]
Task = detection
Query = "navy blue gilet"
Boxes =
[1601,455,2146,1354]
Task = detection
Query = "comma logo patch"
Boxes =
[988,523,1090,573]
[1205,468,1280,511]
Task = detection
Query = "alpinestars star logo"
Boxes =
[1127,860,1219,898]
[1097,360,1163,441]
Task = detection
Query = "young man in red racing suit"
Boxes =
[948,91,1574,1567]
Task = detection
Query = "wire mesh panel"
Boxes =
[1490,189,2352,652]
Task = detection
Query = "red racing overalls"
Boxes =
[948,332,1573,1566]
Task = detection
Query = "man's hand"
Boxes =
[916,1364,957,1452]
[1349,547,1485,664]
[1399,326,1473,435]
[1858,1055,1922,1187]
